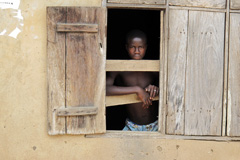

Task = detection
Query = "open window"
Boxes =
[106,9,163,130]
[47,0,239,140]
[47,5,165,135]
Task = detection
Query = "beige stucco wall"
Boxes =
[1,0,240,159]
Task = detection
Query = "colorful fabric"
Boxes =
[122,118,158,131]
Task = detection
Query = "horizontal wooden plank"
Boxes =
[86,131,240,142]
[169,6,226,12]
[106,60,159,71]
[106,94,159,107]
[106,3,166,9]
[57,23,98,32]
[108,0,165,5]
[169,0,226,9]
[57,106,98,116]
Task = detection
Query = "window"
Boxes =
[47,0,240,140]
[106,9,161,130]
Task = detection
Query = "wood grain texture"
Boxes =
[57,23,98,33]
[158,10,167,134]
[222,0,230,136]
[185,11,225,136]
[228,13,240,136]
[57,107,98,116]
[106,60,159,72]
[231,0,240,9]
[106,94,159,107]
[106,3,166,9]
[47,7,66,135]
[108,0,165,5]
[87,131,240,141]
[167,9,188,135]
[169,0,226,9]
[66,7,106,134]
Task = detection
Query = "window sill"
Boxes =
[85,131,240,142]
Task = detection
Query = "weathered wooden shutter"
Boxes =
[166,1,226,136]
[228,2,240,136]
[47,7,106,135]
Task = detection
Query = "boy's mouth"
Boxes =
[133,55,142,59]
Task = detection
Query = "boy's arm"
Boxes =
[106,72,152,107]
[145,72,159,99]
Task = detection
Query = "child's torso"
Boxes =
[117,72,155,88]
[116,72,158,125]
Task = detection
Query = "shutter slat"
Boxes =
[66,7,106,134]
[47,7,67,135]
[57,107,98,116]
[57,23,98,32]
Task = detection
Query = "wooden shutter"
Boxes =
[167,9,225,136]
[47,7,106,135]
[228,13,240,136]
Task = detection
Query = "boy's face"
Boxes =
[126,37,147,60]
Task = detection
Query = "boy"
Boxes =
[106,30,159,131]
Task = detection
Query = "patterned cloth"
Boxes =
[122,118,158,131]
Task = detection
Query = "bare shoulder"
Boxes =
[106,72,120,85]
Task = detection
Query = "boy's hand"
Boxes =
[136,87,152,108]
[145,84,159,100]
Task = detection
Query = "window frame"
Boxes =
[103,0,168,134]
[95,0,240,141]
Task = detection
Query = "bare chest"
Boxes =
[119,72,154,88]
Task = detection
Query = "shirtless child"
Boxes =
[106,30,159,131]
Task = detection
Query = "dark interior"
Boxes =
[106,9,160,130]
[107,9,160,60]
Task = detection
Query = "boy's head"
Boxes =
[125,30,147,60]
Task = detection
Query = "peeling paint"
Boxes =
[8,27,21,39]
[0,0,24,39]
[0,0,20,9]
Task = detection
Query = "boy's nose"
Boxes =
[135,48,140,54]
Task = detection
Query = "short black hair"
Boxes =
[125,29,147,45]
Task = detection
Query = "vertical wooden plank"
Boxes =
[230,0,240,9]
[47,7,66,135]
[166,9,188,135]
[185,11,225,136]
[159,10,166,134]
[169,0,226,9]
[66,7,106,134]
[222,0,230,137]
[228,13,240,136]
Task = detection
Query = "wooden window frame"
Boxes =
[92,0,240,141]
[103,0,168,134]
[46,0,240,141]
